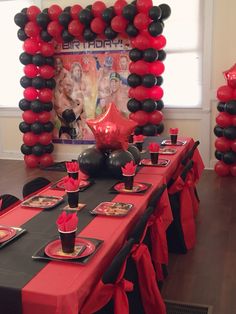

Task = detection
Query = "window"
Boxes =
[0,0,41,108]
[155,0,203,108]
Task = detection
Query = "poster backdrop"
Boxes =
[52,38,131,144]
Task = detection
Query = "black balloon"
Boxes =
[127,73,142,87]
[19,99,31,111]
[148,22,163,37]
[32,144,44,156]
[20,76,32,88]
[21,144,32,155]
[78,147,106,177]
[59,12,71,27]
[129,48,143,62]
[127,144,141,164]
[214,125,224,137]
[143,48,158,62]
[17,29,28,41]
[45,57,55,67]
[156,122,164,134]
[43,122,54,132]
[158,50,166,61]
[102,7,115,23]
[43,102,53,112]
[142,99,157,112]
[42,8,48,14]
[32,77,46,89]
[19,52,32,65]
[155,76,163,86]
[215,150,223,161]
[31,100,43,113]
[225,100,236,115]
[217,101,225,112]
[223,127,236,140]
[46,79,56,89]
[44,143,54,153]
[122,4,137,22]
[63,6,71,13]
[106,149,134,179]
[126,24,139,37]
[127,99,141,112]
[134,126,143,135]
[222,151,236,164]
[86,5,92,11]
[36,13,50,29]
[14,13,28,27]
[142,124,157,136]
[142,74,157,87]
[31,122,44,134]
[32,54,45,66]
[79,9,93,26]
[19,121,31,133]
[155,100,164,110]
[21,8,27,14]
[83,28,97,42]
[40,30,53,42]
[159,4,171,20]
[149,6,162,21]
[104,26,118,40]
[62,30,75,43]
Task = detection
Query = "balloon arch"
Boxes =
[14,0,171,168]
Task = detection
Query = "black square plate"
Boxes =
[0,226,26,249]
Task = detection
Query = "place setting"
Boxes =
[90,202,133,217]
[140,142,170,167]
[0,225,26,249]
[161,128,187,146]
[21,195,64,210]
[32,211,103,264]
[62,177,86,211]
[133,134,146,153]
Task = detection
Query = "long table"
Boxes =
[0,137,202,314]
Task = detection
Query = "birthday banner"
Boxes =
[52,38,131,144]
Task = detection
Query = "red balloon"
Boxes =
[92,1,107,18]
[24,154,39,168]
[40,43,55,57]
[38,89,53,103]
[215,137,232,152]
[232,115,236,127]
[87,103,137,150]
[136,0,153,13]
[150,35,166,49]
[223,64,236,88]
[114,0,128,15]
[231,140,236,152]
[71,5,83,20]
[27,6,41,21]
[128,88,135,99]
[149,61,165,76]
[68,20,84,37]
[39,65,54,79]
[214,161,230,176]
[96,122,121,150]
[129,110,149,126]
[132,34,150,50]
[129,60,150,75]
[47,21,63,38]
[91,17,106,34]
[23,87,39,101]
[48,5,62,21]
[24,21,41,38]
[148,110,163,124]
[134,13,150,30]
[22,111,38,124]
[149,86,164,100]
[230,164,236,176]
[24,64,39,78]
[23,38,40,55]
[217,85,234,102]
[216,112,232,128]
[38,132,52,145]
[38,111,51,123]
[39,154,54,167]
[111,16,128,33]
[23,132,39,146]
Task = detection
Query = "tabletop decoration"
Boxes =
[66,161,79,179]
[133,134,145,152]
[148,142,160,164]
[169,128,179,144]
[63,177,80,209]
[121,160,137,190]
[56,211,78,253]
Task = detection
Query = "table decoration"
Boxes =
[169,128,179,144]
[133,134,145,152]
[148,142,160,164]
[122,160,137,190]
[63,177,80,209]
[66,161,79,179]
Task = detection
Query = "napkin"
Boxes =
[56,211,78,232]
[66,161,79,172]
[149,142,160,153]
[169,128,179,135]
[122,160,137,176]
[133,134,144,143]
[63,177,80,191]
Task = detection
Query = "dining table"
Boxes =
[0,136,204,314]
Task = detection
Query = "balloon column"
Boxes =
[214,64,236,176]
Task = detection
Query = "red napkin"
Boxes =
[56,211,78,232]
[133,135,144,143]
[79,170,89,181]
[149,142,160,153]
[66,161,79,172]
[63,177,80,191]
[122,160,137,176]
[0,198,2,210]
[169,128,178,135]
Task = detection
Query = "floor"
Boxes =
[0,160,235,314]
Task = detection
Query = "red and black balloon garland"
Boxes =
[14,0,171,167]
[214,65,236,176]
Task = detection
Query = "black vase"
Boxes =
[67,190,79,208]
[123,175,134,190]
[59,230,77,253]
[170,134,178,145]
[150,152,159,164]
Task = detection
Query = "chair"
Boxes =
[22,177,51,199]
[0,194,20,215]
[167,160,195,254]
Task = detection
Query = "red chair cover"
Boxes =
[168,173,196,250]
[131,243,166,314]
[192,149,205,183]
